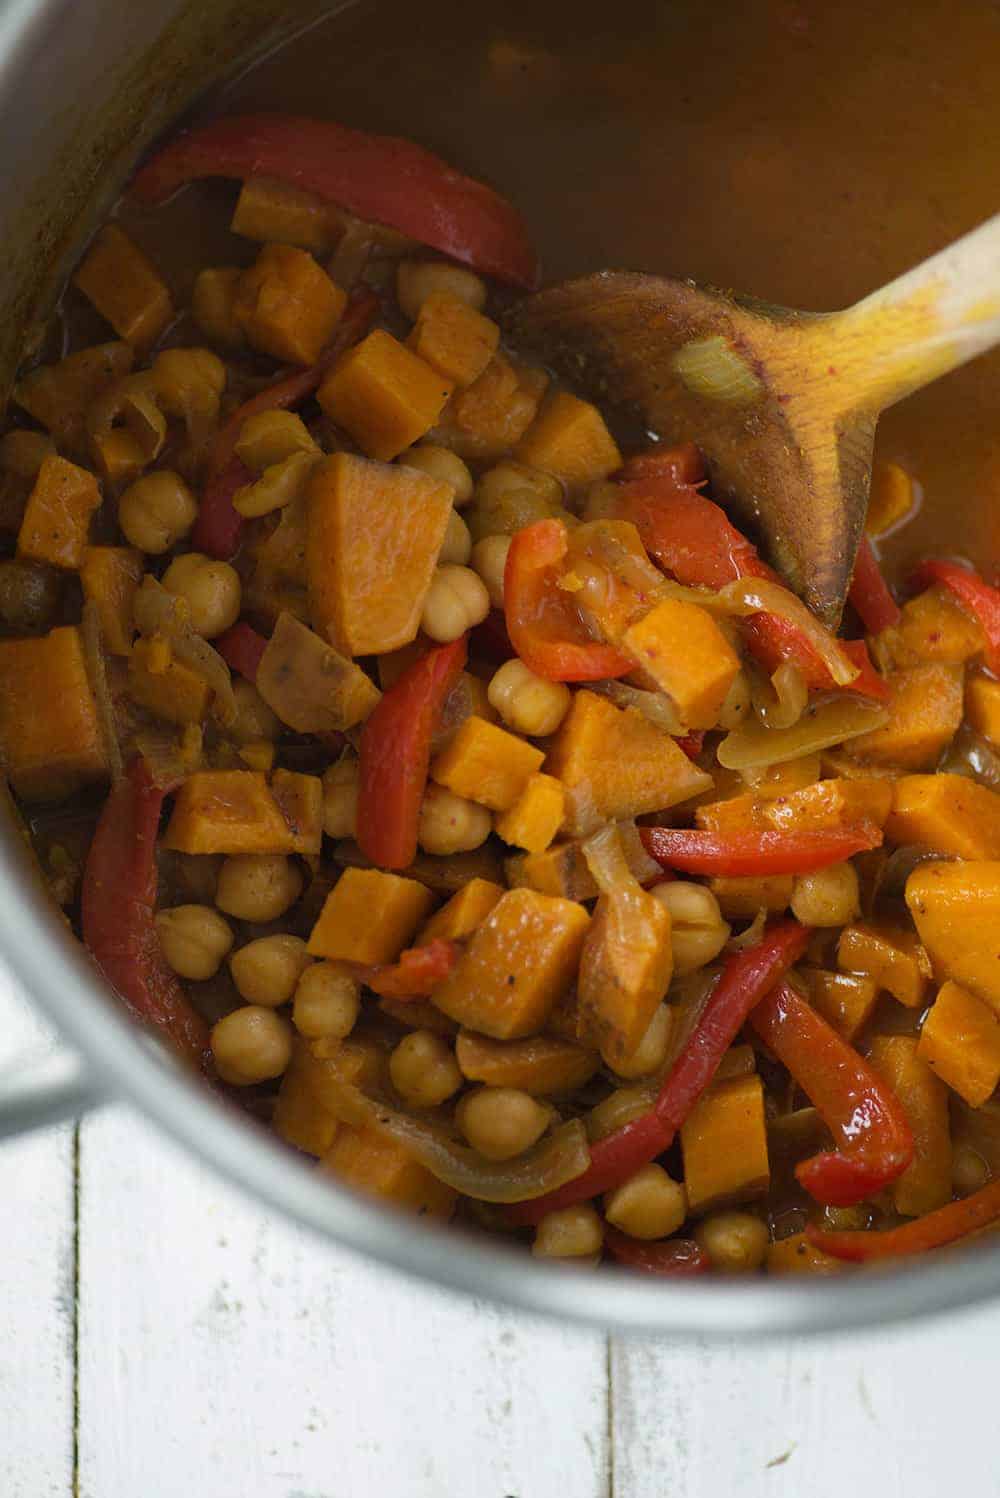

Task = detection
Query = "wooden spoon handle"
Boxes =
[810,211,1000,417]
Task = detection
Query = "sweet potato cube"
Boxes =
[128,637,212,726]
[163,770,312,855]
[515,391,622,487]
[14,341,133,450]
[867,460,916,537]
[918,980,1000,1108]
[235,243,346,365]
[431,716,544,812]
[886,773,1000,860]
[319,329,453,460]
[191,267,245,348]
[849,663,963,769]
[73,225,172,349]
[801,968,879,1041]
[435,354,548,463]
[885,585,984,668]
[869,1035,951,1216]
[695,792,761,835]
[420,878,505,942]
[681,1074,770,1213]
[745,756,823,799]
[763,777,893,835]
[906,861,1000,1016]
[306,453,452,655]
[966,672,1000,749]
[766,1233,842,1275]
[408,291,500,388]
[80,546,142,655]
[710,875,793,919]
[494,773,565,852]
[545,690,712,835]
[622,599,740,730]
[270,769,323,855]
[17,455,101,570]
[455,1029,599,1095]
[322,1124,457,1220]
[505,823,661,901]
[308,867,434,965]
[578,887,672,1066]
[837,920,931,1008]
[431,888,590,1038]
[0,626,108,801]
[231,175,336,254]
[257,611,381,733]
[273,1038,342,1156]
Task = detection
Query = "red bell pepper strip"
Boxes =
[357,636,468,871]
[191,454,250,562]
[806,1178,1000,1262]
[675,730,705,761]
[849,535,901,634]
[750,981,913,1207]
[503,519,634,682]
[910,559,1000,676]
[616,441,706,486]
[81,758,212,1073]
[604,1228,711,1276]
[640,823,881,878]
[130,113,539,289]
[214,620,269,683]
[743,623,890,702]
[361,939,460,999]
[509,919,811,1224]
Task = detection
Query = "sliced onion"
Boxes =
[940,726,1000,790]
[725,906,768,952]
[590,679,684,735]
[718,695,888,769]
[750,660,808,731]
[716,577,859,686]
[133,576,236,726]
[81,600,123,784]
[879,843,955,900]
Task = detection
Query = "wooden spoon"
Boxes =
[506,214,1000,625]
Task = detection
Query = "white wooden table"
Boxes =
[5,969,1000,1498]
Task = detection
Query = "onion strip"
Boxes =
[133,576,237,726]
[718,695,888,769]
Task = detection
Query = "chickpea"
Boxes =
[0,559,61,634]
[119,470,198,554]
[162,551,242,638]
[439,507,472,566]
[322,755,360,839]
[155,904,234,980]
[211,1005,293,1085]
[230,680,280,744]
[234,409,318,472]
[397,259,487,321]
[532,1204,604,1260]
[476,461,562,510]
[470,534,511,609]
[215,853,303,922]
[695,1210,769,1272]
[651,880,731,975]
[604,1164,688,1241]
[586,1086,654,1142]
[953,1144,990,1195]
[791,862,860,928]
[718,670,752,730]
[233,451,319,519]
[610,1004,674,1079]
[389,1030,463,1108]
[418,783,492,855]
[456,1087,552,1160]
[152,346,227,428]
[420,564,490,643]
[292,961,360,1040]
[400,443,474,506]
[487,658,570,738]
[230,934,311,1007]
[0,429,54,479]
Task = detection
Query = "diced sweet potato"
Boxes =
[545,690,712,835]
[906,861,1000,1015]
[14,342,133,451]
[307,453,452,655]
[577,885,672,1066]
[505,823,661,901]
[17,455,101,570]
[455,1029,599,1095]
[766,1233,842,1275]
[307,867,434,965]
[192,268,245,348]
[431,888,589,1038]
[322,1123,457,1220]
[80,546,142,656]
[494,772,565,852]
[886,773,1000,860]
[319,329,453,460]
[431,716,544,812]
[0,625,108,801]
[744,756,823,798]
[695,792,760,835]
[73,225,172,349]
[849,663,963,769]
[408,291,499,388]
[515,391,622,487]
[880,584,983,669]
[273,1038,342,1156]
[710,875,793,919]
[419,878,505,942]
[163,769,318,855]
[965,672,1000,749]
[867,460,916,537]
[256,611,381,733]
[270,769,323,855]
[763,777,894,834]
[837,920,931,1008]
[433,354,548,464]
[918,980,1000,1108]
[235,243,346,365]
[680,1074,770,1213]
[231,175,337,254]
[622,599,740,730]
[868,1035,951,1216]
[128,636,212,726]
[800,968,879,1042]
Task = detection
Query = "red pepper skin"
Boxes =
[616,442,706,486]
[640,823,881,878]
[361,939,461,999]
[504,520,634,682]
[508,920,810,1225]
[604,1227,711,1276]
[130,114,539,289]
[849,535,901,634]
[357,637,468,870]
[675,730,705,761]
[191,454,250,562]
[469,609,516,664]
[742,619,890,702]
[806,1178,1000,1262]
[215,621,269,683]
[750,981,913,1207]
[910,559,1000,676]
[81,759,212,1072]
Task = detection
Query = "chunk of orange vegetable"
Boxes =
[436,355,548,463]
[307,453,452,655]
[231,175,337,254]
[505,823,661,901]
[431,888,590,1038]
[322,1124,457,1220]
[191,267,245,348]
[886,773,1000,860]
[494,772,565,852]
[455,1028,599,1095]
[318,329,453,460]
[234,243,346,365]
[918,980,1000,1108]
[880,585,984,669]
[622,598,740,730]
[163,769,321,855]
[906,861,1000,1016]
[837,920,932,1008]
[431,715,544,812]
[577,881,672,1066]
[801,968,880,1042]
[256,610,381,733]
[694,792,760,835]
[89,429,147,486]
[307,867,434,965]
[419,877,505,943]
[544,689,712,835]
[965,671,1000,749]
[14,341,133,450]
[681,1074,770,1213]
[868,1035,951,1215]
[73,225,172,349]
[0,626,108,801]
[128,637,212,726]
[849,663,963,769]
[273,1037,343,1156]
[866,460,916,537]
[80,546,142,656]
[766,1232,842,1275]
[709,874,793,919]
[763,776,894,834]
[17,455,101,570]
[408,291,499,388]
[270,768,323,855]
[515,390,622,487]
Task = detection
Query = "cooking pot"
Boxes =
[1,0,997,1338]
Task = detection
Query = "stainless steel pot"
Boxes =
[1,0,998,1339]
